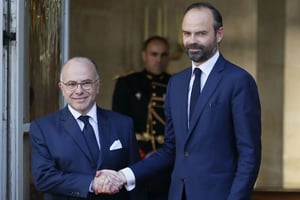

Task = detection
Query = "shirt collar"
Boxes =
[192,51,219,75]
[68,104,98,123]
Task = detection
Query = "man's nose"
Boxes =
[157,54,163,62]
[75,84,84,92]
[186,34,198,44]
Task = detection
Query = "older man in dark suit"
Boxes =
[30,57,142,200]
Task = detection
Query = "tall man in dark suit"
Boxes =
[101,2,262,200]
[112,36,172,200]
[29,57,142,200]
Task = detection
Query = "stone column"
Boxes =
[256,0,285,188]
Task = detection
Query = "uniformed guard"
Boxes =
[112,36,172,200]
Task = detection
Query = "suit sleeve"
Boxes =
[129,78,175,184]
[30,121,93,198]
[228,73,261,199]
[125,118,148,200]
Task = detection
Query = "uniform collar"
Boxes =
[143,70,167,81]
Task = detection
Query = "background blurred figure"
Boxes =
[112,36,173,200]
[30,57,142,200]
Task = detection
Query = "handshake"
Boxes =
[92,169,127,195]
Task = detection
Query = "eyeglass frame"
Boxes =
[60,79,99,91]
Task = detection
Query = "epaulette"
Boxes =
[152,81,167,88]
[112,70,137,80]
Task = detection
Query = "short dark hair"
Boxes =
[184,2,223,32]
[142,36,169,51]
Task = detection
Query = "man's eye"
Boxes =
[150,52,159,56]
[66,82,77,87]
[82,82,92,85]
[182,32,189,37]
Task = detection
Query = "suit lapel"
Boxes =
[188,56,225,135]
[96,107,111,168]
[61,107,94,163]
[180,68,192,133]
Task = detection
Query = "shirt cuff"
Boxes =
[120,167,136,191]
[89,180,94,192]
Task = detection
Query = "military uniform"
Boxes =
[112,70,172,200]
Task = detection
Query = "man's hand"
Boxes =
[92,169,126,195]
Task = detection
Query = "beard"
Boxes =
[184,38,218,63]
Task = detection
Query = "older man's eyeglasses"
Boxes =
[60,80,99,91]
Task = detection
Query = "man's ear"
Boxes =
[96,80,101,94]
[216,27,224,43]
[58,82,65,96]
[58,82,63,90]
[142,51,146,62]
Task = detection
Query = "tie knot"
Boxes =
[78,115,90,125]
[194,68,201,77]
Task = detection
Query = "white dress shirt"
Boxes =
[68,104,101,150]
[187,51,219,125]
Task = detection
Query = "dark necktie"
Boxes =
[190,68,201,121]
[78,116,99,163]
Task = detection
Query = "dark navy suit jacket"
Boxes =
[30,106,141,200]
[130,54,261,200]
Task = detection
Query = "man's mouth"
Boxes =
[73,97,88,101]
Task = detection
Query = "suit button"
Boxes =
[184,152,189,157]
[69,191,80,196]
[74,192,80,196]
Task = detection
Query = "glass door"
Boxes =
[0,0,67,199]
[26,0,66,199]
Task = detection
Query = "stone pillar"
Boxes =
[256,0,285,188]
[284,0,300,188]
